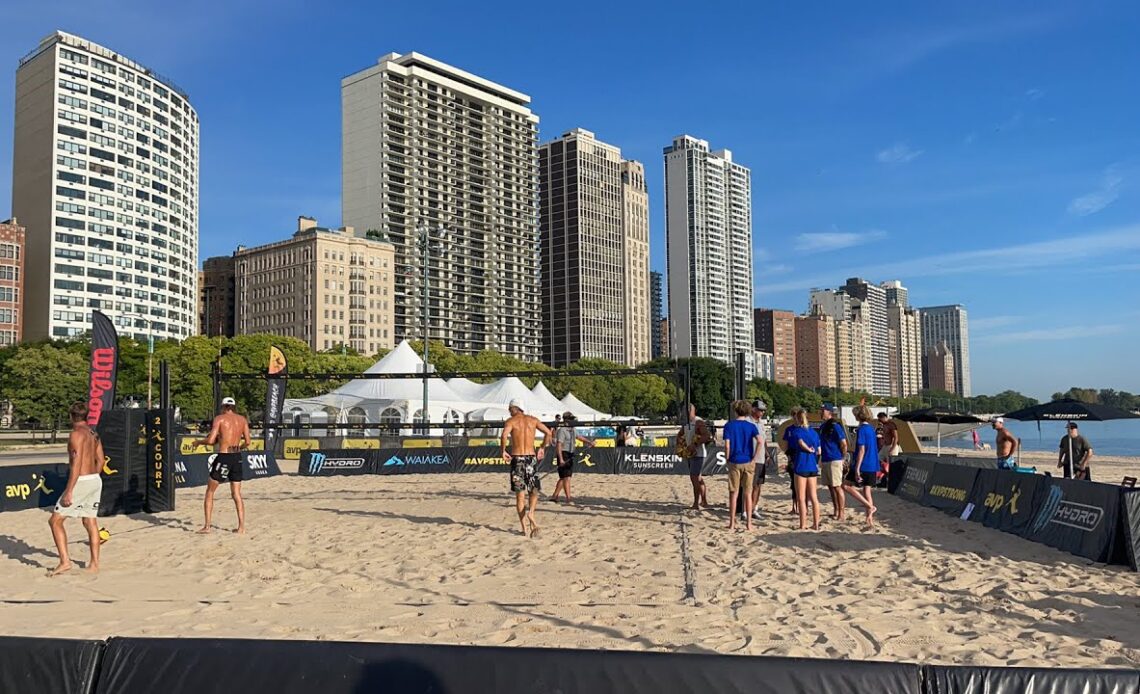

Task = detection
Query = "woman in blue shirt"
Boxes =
[842,405,879,527]
[788,408,822,531]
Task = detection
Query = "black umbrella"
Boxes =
[1002,399,1139,477]
[895,408,985,456]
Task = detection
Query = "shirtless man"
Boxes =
[191,397,251,534]
[48,401,105,576]
[993,417,1019,470]
[501,398,552,537]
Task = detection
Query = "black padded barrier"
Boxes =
[925,664,1140,694]
[93,638,924,694]
[0,636,103,694]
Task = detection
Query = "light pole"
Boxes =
[415,222,448,434]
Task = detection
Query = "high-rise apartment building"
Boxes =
[342,52,540,360]
[621,160,650,367]
[650,270,665,359]
[659,318,671,359]
[881,279,909,308]
[811,289,873,393]
[0,218,25,345]
[199,255,235,337]
[920,305,971,396]
[234,217,395,355]
[754,308,796,385]
[925,341,957,394]
[664,135,753,374]
[12,32,199,341]
[795,313,836,388]
[887,304,923,397]
[842,278,889,396]
[754,350,774,381]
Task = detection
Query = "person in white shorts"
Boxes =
[48,401,105,576]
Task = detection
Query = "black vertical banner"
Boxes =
[264,346,288,451]
[87,310,119,430]
[145,409,175,512]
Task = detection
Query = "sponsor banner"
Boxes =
[179,437,264,455]
[374,449,454,474]
[1022,477,1121,564]
[283,438,320,460]
[967,470,1048,537]
[894,459,935,504]
[342,439,380,450]
[144,409,175,513]
[615,449,725,475]
[300,450,375,477]
[87,310,119,430]
[919,463,980,517]
[0,463,70,513]
[175,452,282,488]
[1121,489,1140,572]
[263,346,288,452]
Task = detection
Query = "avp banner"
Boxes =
[175,452,282,488]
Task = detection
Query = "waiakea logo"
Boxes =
[1031,485,1103,533]
[385,454,449,467]
[308,453,365,475]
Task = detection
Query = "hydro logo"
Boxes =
[1031,485,1103,532]
[308,453,365,475]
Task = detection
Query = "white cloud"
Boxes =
[1025,88,1045,100]
[979,324,1123,344]
[876,143,924,165]
[759,224,1140,294]
[794,229,887,251]
[970,315,1025,332]
[763,264,793,276]
[1068,166,1124,216]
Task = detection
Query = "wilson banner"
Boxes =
[87,310,119,430]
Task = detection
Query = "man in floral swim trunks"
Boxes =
[501,398,553,538]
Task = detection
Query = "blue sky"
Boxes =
[1,1,1138,399]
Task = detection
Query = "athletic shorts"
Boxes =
[54,474,102,518]
[510,455,540,494]
[687,457,704,477]
[754,457,768,486]
[727,462,755,493]
[794,471,820,479]
[845,467,877,488]
[209,452,244,483]
[557,452,575,479]
[821,460,845,487]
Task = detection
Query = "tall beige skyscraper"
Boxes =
[12,32,199,341]
[888,304,923,397]
[621,160,650,366]
[341,52,540,360]
[233,217,395,355]
[538,130,648,367]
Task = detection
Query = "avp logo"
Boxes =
[464,455,507,466]
[984,484,1023,515]
[1030,485,1103,533]
[3,473,52,501]
[579,453,595,467]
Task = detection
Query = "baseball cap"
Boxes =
[1067,421,1079,429]
[751,399,767,411]
[508,398,524,411]
[563,411,576,421]
[821,403,838,413]
[221,397,236,406]
[992,416,1005,426]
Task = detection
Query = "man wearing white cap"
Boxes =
[192,397,252,534]
[501,398,553,537]
[992,417,1018,470]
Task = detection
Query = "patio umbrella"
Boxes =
[1002,399,1139,477]
[894,408,985,456]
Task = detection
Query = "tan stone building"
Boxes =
[926,341,957,394]
[234,217,395,355]
[888,304,923,397]
[0,218,26,345]
[621,160,651,367]
[795,313,836,388]
[754,308,796,385]
[199,255,235,337]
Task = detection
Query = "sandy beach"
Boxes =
[1,464,1138,669]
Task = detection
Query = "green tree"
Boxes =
[0,344,88,426]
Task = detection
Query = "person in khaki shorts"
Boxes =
[818,404,849,521]
[723,400,762,531]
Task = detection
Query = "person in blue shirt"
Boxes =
[723,400,762,531]
[818,404,849,521]
[842,405,879,527]
[787,408,822,531]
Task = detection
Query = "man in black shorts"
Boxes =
[192,397,252,534]
[550,412,595,504]
[501,398,553,537]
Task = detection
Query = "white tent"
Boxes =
[446,377,491,401]
[560,392,610,421]
[531,381,567,414]
[474,377,561,419]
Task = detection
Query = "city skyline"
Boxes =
[2,2,1138,398]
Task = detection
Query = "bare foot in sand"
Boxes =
[48,562,72,577]
[865,507,877,527]
[529,521,540,539]
[196,526,212,534]
[84,564,99,575]
[689,504,701,510]
[233,527,246,535]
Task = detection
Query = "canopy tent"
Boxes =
[560,392,610,421]
[531,381,568,414]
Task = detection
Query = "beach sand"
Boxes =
[0,469,1137,668]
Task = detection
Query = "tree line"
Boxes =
[0,336,1042,427]
[1052,387,1140,412]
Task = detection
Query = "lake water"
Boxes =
[942,418,1140,457]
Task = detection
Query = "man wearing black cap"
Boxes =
[1058,422,1093,480]
[550,412,595,504]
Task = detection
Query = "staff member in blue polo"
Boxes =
[842,404,879,528]
[818,403,849,521]
[723,400,762,532]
